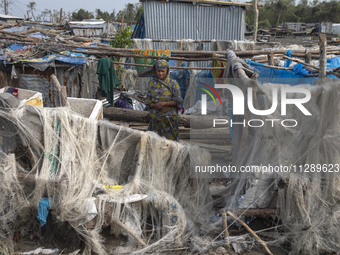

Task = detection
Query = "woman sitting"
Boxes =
[145,59,183,141]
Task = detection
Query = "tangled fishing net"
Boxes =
[221,75,340,254]
[0,95,212,254]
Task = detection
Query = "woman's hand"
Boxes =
[161,107,170,113]
[153,102,167,111]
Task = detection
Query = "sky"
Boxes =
[6,0,140,19]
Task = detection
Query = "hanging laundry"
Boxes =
[211,60,227,84]
[133,49,171,77]
[97,57,120,106]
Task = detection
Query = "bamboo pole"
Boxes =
[113,61,226,70]
[32,40,340,58]
[115,61,290,70]
[107,52,228,61]
[227,211,273,255]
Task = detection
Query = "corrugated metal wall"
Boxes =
[320,22,333,34]
[332,24,340,35]
[143,1,245,41]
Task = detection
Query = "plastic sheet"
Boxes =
[37,197,51,227]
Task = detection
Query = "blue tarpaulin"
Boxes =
[244,59,318,85]
[7,43,28,52]
[55,55,87,65]
[170,66,190,99]
[1,43,88,65]
[195,66,215,102]
[245,52,340,85]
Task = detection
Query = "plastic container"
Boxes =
[0,86,43,108]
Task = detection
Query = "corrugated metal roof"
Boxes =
[68,20,106,27]
[67,22,116,37]
[143,1,244,41]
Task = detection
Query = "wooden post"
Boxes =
[222,213,230,251]
[60,8,63,23]
[268,53,274,66]
[253,0,258,42]
[51,74,70,108]
[305,50,311,64]
[319,33,327,79]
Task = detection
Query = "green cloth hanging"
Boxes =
[97,57,120,106]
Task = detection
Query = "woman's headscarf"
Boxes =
[153,59,170,80]
[151,59,173,92]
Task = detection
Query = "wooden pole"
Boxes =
[283,55,320,70]
[222,213,230,251]
[305,50,311,64]
[319,33,327,79]
[103,107,229,129]
[113,61,226,70]
[267,53,274,66]
[60,8,63,23]
[283,55,340,77]
[253,0,258,42]
[51,74,70,108]
[227,211,273,255]
[4,0,7,15]
[63,43,340,58]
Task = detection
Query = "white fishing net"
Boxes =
[0,100,212,254]
[223,76,340,254]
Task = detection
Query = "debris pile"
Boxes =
[0,97,212,254]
